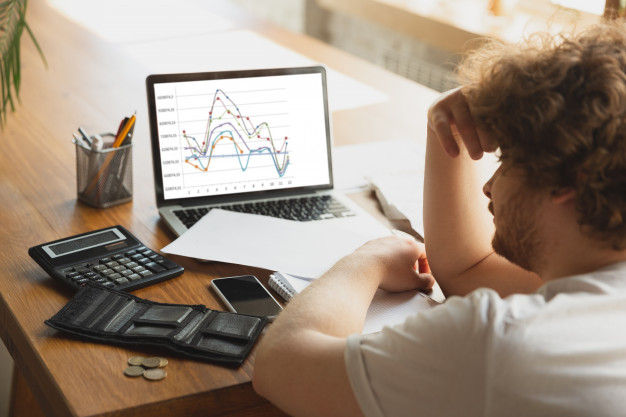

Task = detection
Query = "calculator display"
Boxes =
[43,228,125,258]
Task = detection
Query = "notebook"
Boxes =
[269,271,441,334]
[146,65,379,237]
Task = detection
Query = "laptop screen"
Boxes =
[146,66,333,207]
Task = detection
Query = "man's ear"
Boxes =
[551,188,576,205]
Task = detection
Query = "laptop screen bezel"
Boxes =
[146,65,334,208]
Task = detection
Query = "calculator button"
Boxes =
[120,269,133,276]
[113,265,126,272]
[64,267,76,273]
[138,258,150,265]
[93,265,107,272]
[136,246,147,252]
[99,258,112,264]
[130,254,143,261]
[127,274,141,281]
[75,267,91,274]
[101,268,115,276]
[145,262,166,273]
[118,257,131,264]
[132,266,145,273]
[139,270,153,277]
[111,254,124,260]
[125,249,137,256]
[101,282,115,288]
[113,277,129,285]
[76,278,89,285]
[66,271,80,278]
[126,261,138,268]
[84,272,98,279]
[156,259,178,269]
[105,261,119,268]
[108,273,122,280]
[71,275,85,281]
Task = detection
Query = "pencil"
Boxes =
[112,114,135,148]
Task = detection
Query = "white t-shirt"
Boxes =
[345,261,626,417]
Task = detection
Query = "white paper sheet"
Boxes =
[49,0,235,43]
[122,29,388,112]
[273,271,440,334]
[161,209,391,278]
[333,139,426,190]
[332,139,426,235]
[369,170,425,236]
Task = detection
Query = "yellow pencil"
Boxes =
[112,114,136,148]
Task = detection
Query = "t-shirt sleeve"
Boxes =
[345,289,499,417]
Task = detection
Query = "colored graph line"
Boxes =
[181,89,290,177]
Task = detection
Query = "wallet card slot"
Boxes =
[100,299,143,332]
[194,334,249,357]
[124,323,177,337]
[133,304,193,325]
[71,290,118,326]
[201,312,263,340]
[124,304,200,338]
[173,310,215,343]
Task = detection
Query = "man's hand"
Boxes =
[427,87,497,160]
[349,236,435,293]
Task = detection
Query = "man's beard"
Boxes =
[489,197,543,273]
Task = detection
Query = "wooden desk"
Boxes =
[0,1,437,416]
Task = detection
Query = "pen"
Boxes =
[78,126,93,146]
[72,138,90,151]
[112,114,136,148]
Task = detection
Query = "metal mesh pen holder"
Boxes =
[75,140,133,208]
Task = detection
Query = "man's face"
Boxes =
[484,162,545,273]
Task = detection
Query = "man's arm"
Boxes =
[253,237,434,417]
[424,88,543,297]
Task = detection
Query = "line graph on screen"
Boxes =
[181,89,290,179]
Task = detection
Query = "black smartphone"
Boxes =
[211,275,283,320]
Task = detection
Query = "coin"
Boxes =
[127,356,145,366]
[123,366,145,377]
[142,357,161,368]
[143,368,167,381]
[156,357,168,368]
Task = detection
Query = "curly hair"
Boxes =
[458,22,626,250]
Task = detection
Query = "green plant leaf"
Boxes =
[0,0,45,128]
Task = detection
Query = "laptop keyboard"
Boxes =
[173,195,356,229]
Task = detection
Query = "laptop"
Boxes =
[146,66,382,237]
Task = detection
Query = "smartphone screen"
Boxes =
[211,275,283,319]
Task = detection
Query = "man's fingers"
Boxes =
[428,112,459,157]
[477,127,498,153]
[450,101,483,160]
[416,273,435,291]
[428,87,498,160]
[416,257,431,274]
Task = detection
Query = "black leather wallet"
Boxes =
[45,282,267,365]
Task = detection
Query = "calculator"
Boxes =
[28,225,184,291]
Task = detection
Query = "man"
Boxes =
[253,22,626,417]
